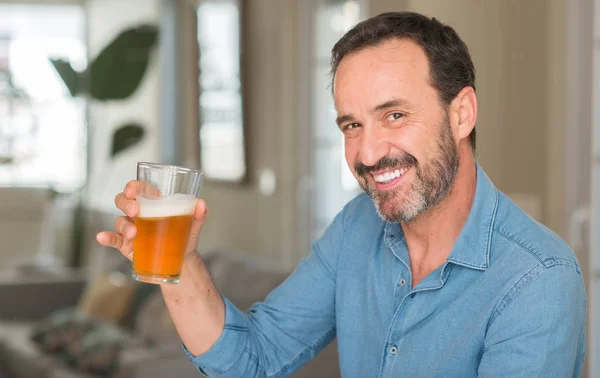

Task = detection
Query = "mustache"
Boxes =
[354,154,418,177]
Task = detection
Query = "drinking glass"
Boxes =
[132,162,203,284]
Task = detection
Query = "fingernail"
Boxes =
[126,204,135,216]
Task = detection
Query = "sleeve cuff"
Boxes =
[182,296,249,375]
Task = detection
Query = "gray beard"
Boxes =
[359,116,459,224]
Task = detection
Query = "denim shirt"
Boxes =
[185,165,586,377]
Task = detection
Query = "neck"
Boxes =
[401,144,477,285]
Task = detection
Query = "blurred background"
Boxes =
[0,0,598,377]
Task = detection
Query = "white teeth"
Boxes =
[373,167,409,183]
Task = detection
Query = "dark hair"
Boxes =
[331,12,476,150]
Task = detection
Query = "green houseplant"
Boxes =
[51,24,158,157]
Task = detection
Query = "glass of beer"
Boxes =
[132,162,203,284]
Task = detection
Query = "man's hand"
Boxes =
[95,180,225,357]
[95,179,210,258]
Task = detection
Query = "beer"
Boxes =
[132,194,197,284]
[132,162,203,285]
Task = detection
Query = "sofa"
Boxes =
[0,187,57,269]
[0,249,340,378]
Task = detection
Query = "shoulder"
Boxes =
[490,191,580,272]
[487,193,585,329]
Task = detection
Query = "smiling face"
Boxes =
[334,38,460,223]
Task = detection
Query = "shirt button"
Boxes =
[410,293,416,298]
[399,278,407,286]
[389,345,398,355]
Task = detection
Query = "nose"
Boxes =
[359,125,390,167]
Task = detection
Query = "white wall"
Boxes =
[195,0,301,267]
[85,0,162,213]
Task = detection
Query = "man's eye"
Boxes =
[387,113,404,121]
[343,123,361,131]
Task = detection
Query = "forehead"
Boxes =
[333,38,433,109]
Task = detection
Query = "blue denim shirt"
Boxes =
[185,165,586,377]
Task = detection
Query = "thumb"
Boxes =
[187,199,209,252]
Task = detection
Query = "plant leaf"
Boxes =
[0,156,14,165]
[49,59,80,96]
[90,24,158,100]
[111,123,145,157]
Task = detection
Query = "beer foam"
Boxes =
[137,193,197,218]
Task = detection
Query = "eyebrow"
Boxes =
[372,99,409,112]
[335,98,410,128]
[335,114,354,128]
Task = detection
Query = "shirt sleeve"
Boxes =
[183,207,348,377]
[478,259,586,377]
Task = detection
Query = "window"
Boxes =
[310,0,362,240]
[0,3,87,192]
[197,0,246,182]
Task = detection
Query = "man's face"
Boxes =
[333,39,460,223]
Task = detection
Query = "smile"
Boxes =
[372,167,409,184]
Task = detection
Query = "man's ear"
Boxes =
[449,86,477,142]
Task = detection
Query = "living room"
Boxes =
[0,0,598,377]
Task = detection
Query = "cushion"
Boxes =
[100,259,160,330]
[134,290,179,346]
[76,271,135,324]
[204,249,290,311]
[62,323,130,377]
[29,308,135,377]
[30,308,93,353]
[0,322,52,378]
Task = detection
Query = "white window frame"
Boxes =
[0,0,89,192]
[296,0,368,258]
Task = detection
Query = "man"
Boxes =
[97,12,586,377]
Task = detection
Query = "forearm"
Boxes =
[176,245,338,377]
[160,251,226,356]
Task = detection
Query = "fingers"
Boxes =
[106,179,207,260]
[114,192,138,217]
[97,216,135,262]
[117,180,164,218]
[187,199,210,252]
[123,180,138,199]
[193,199,209,221]
[96,231,134,261]
[96,231,123,249]
[133,180,162,199]
[116,180,160,217]
[114,216,136,239]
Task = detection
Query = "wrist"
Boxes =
[160,250,216,300]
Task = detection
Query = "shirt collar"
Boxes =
[384,163,499,271]
[446,163,498,270]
